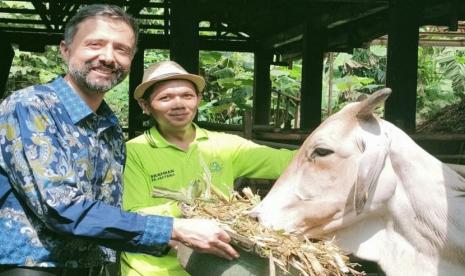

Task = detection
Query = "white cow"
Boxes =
[251,88,465,276]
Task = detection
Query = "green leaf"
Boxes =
[216,77,238,89]
[369,45,387,57]
[211,67,235,78]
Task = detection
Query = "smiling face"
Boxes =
[60,16,135,95]
[139,79,201,131]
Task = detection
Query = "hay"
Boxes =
[181,187,364,276]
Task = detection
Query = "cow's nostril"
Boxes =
[251,215,259,222]
[247,209,259,219]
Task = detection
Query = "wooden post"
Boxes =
[128,49,145,139]
[0,42,14,99]
[300,25,325,131]
[243,109,253,139]
[170,0,199,74]
[385,1,420,134]
[253,49,272,125]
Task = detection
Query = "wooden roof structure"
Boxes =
[1,0,464,55]
[1,0,464,137]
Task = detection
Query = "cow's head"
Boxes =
[251,88,398,237]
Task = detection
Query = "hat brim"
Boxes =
[134,73,206,100]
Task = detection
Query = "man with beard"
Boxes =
[0,4,237,276]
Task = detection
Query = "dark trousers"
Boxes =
[0,266,109,276]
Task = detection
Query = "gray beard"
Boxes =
[68,61,127,95]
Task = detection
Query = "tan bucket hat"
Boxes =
[134,61,206,100]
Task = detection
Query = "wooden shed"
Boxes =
[1,0,464,160]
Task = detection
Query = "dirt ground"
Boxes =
[417,99,465,134]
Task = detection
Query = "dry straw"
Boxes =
[181,187,364,276]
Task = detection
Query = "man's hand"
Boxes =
[171,218,240,260]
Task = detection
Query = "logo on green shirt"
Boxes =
[209,161,222,173]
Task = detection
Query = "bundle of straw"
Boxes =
[181,187,364,276]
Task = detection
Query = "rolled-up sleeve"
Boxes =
[229,135,297,178]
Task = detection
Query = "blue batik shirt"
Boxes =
[0,77,173,268]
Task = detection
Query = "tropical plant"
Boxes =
[416,46,462,124]
[5,46,66,96]
[4,41,464,132]
[198,51,254,124]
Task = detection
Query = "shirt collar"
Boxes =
[48,77,118,126]
[145,123,208,148]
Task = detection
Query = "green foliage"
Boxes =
[105,78,130,127]
[199,51,254,124]
[438,48,465,98]
[416,46,463,123]
[322,46,386,118]
[6,46,66,96]
[144,49,169,67]
[269,63,301,127]
[5,41,464,131]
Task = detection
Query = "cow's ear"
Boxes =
[354,136,389,215]
[356,88,392,120]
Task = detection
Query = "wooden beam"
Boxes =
[0,42,14,99]
[170,0,199,73]
[126,0,151,16]
[198,38,256,52]
[31,0,53,31]
[0,31,63,45]
[50,2,73,31]
[269,5,388,60]
[59,4,81,31]
[253,48,272,125]
[263,4,386,50]
[0,18,45,24]
[128,49,145,139]
[0,7,38,14]
[385,1,420,134]
[300,25,325,131]
[372,37,465,47]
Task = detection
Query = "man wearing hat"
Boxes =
[122,60,296,275]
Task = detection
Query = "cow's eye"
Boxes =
[312,147,334,158]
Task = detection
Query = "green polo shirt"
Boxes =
[121,124,295,276]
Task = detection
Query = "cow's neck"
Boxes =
[333,213,445,275]
[336,124,465,275]
[388,125,465,259]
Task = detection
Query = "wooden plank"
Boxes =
[254,131,309,142]
[437,155,465,160]
[243,110,253,140]
[252,139,299,150]
[411,134,465,141]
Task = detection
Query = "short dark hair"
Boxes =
[64,4,139,50]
